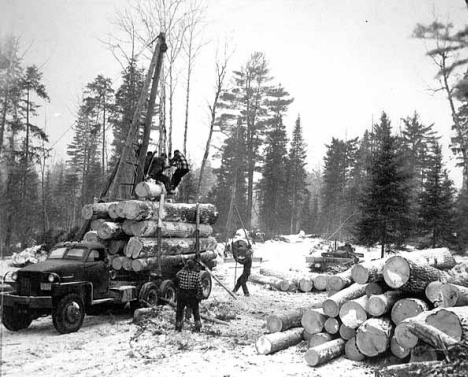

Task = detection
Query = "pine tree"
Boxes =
[418,142,455,248]
[354,112,412,257]
[258,115,289,236]
[288,115,308,233]
[84,75,114,177]
[111,59,145,167]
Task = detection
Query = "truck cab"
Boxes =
[1,242,123,334]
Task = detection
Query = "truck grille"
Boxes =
[19,278,31,295]
[18,275,42,296]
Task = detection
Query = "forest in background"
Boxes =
[2,2,468,255]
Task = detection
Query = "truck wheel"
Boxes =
[159,280,177,306]
[200,271,212,299]
[2,307,33,331]
[52,293,85,334]
[139,282,159,307]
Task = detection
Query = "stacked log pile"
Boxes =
[254,247,468,375]
[80,192,219,276]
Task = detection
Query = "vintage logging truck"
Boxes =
[1,33,218,334]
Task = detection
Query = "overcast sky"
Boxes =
[1,0,467,186]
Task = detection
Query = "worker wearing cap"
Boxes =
[232,235,253,297]
[174,259,203,332]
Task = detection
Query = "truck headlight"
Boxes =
[11,272,17,281]
[48,274,56,283]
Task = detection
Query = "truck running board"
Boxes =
[91,298,116,306]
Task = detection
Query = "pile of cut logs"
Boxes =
[80,181,219,275]
[255,247,468,376]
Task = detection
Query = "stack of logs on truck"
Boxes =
[254,247,468,377]
[80,181,219,279]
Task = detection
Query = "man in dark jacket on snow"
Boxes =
[174,259,203,332]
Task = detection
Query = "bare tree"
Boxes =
[196,40,233,199]
[182,0,207,156]
[413,21,468,187]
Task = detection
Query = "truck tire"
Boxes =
[2,307,33,331]
[52,293,85,334]
[159,280,177,306]
[200,271,212,299]
[139,282,159,307]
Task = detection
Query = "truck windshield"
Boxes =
[48,247,87,260]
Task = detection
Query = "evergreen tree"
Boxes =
[210,123,249,236]
[418,142,455,248]
[84,75,114,177]
[354,112,412,257]
[288,115,308,233]
[257,115,289,236]
[320,137,347,236]
[111,59,145,167]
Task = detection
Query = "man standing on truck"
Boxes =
[174,259,203,332]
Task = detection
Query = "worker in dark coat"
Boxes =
[147,152,172,193]
[232,233,253,297]
[174,259,203,332]
[169,149,190,191]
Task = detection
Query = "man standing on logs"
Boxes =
[169,149,190,191]
[232,234,253,297]
[174,259,203,332]
[147,152,172,193]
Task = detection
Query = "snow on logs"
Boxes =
[257,246,468,370]
[80,199,219,275]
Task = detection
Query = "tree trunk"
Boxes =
[125,236,217,258]
[438,283,468,307]
[131,220,213,238]
[375,361,443,377]
[266,308,306,333]
[339,324,356,341]
[324,317,340,335]
[108,240,127,255]
[383,256,449,293]
[134,180,164,200]
[90,219,107,231]
[323,283,368,317]
[301,308,327,335]
[406,320,459,349]
[313,274,329,291]
[308,332,333,348]
[394,306,468,349]
[355,317,393,357]
[366,290,405,317]
[351,258,388,284]
[391,298,429,326]
[327,269,353,291]
[298,277,314,292]
[338,295,368,329]
[255,327,303,355]
[249,273,288,291]
[424,281,444,305]
[365,281,387,297]
[131,250,217,272]
[345,337,365,361]
[304,338,346,367]
[390,335,411,359]
[259,268,294,290]
[96,221,127,240]
[122,200,219,224]
[82,202,119,220]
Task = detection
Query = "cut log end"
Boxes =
[255,337,272,355]
[266,316,282,333]
[351,264,369,285]
[383,256,410,289]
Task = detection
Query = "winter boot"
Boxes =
[175,321,182,332]
[194,320,202,332]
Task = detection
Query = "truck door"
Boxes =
[84,249,109,299]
